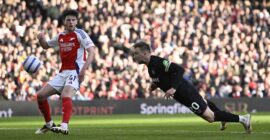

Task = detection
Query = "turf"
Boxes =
[0,113,269,140]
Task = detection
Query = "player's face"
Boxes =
[64,15,77,32]
[132,47,148,64]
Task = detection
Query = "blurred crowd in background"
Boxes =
[1,0,270,101]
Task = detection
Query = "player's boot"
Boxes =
[241,114,252,134]
[35,123,56,134]
[51,124,69,135]
[220,122,227,131]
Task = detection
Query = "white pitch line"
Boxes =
[94,129,270,135]
[0,128,81,130]
[0,128,34,130]
[0,128,270,135]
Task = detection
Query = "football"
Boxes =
[22,55,42,73]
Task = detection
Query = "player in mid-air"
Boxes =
[35,10,95,135]
[131,41,252,134]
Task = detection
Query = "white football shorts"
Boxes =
[48,70,80,93]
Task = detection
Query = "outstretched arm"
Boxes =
[161,59,185,90]
[169,63,185,89]
[79,47,95,83]
[37,32,50,49]
[160,60,184,99]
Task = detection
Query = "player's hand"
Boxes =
[164,88,176,100]
[149,83,157,92]
[79,69,86,84]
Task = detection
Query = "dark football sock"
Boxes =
[214,111,239,122]
[207,100,221,112]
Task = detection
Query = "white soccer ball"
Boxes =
[22,55,42,73]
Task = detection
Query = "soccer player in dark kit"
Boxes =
[131,41,252,134]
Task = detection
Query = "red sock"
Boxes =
[62,97,72,123]
[38,100,51,122]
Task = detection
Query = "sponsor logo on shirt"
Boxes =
[163,60,171,72]
[60,43,75,52]
[70,37,75,41]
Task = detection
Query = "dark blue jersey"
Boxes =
[147,55,185,92]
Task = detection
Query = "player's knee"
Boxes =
[62,86,75,98]
[37,94,44,101]
[37,92,47,101]
[202,107,215,123]
[205,117,215,123]
[202,112,215,123]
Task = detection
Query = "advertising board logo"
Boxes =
[140,103,192,115]
[0,108,13,118]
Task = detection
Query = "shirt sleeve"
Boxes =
[47,35,59,48]
[76,29,95,49]
[161,59,185,89]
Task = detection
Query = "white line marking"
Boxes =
[0,128,269,135]
[94,129,270,135]
[0,128,34,130]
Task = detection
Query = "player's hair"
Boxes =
[133,41,151,53]
[62,9,79,20]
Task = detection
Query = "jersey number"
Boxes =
[67,75,76,84]
[189,102,200,112]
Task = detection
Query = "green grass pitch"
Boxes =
[0,113,270,140]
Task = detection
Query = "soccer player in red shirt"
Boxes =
[35,10,95,135]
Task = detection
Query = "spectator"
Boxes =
[1,0,270,101]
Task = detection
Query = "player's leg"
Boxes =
[51,86,75,135]
[175,81,252,133]
[202,103,252,134]
[35,84,59,134]
[206,100,220,112]
[206,100,226,130]
[51,73,78,135]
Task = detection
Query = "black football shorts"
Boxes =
[173,80,207,116]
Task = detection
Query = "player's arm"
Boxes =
[160,60,185,99]
[78,29,96,83]
[161,60,184,89]
[167,62,185,89]
[79,46,95,83]
[37,32,50,49]
[37,32,58,49]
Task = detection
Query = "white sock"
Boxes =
[46,120,54,127]
[61,122,68,129]
[239,115,246,123]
